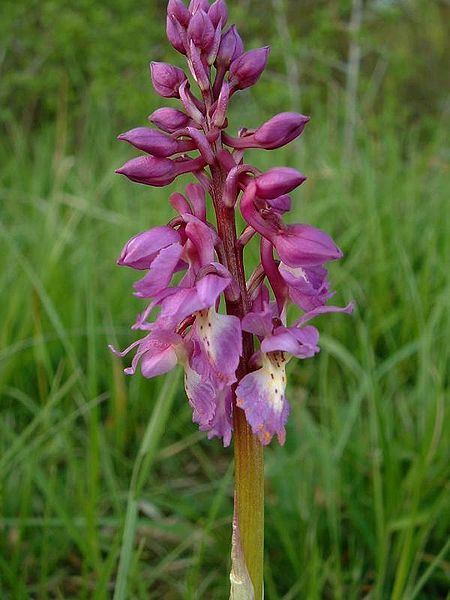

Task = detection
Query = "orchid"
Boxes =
[112,1,352,596]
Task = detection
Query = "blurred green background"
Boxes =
[0,0,449,598]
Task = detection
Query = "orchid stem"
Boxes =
[233,405,265,598]
[210,164,264,598]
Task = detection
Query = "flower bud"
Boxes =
[229,47,270,90]
[116,156,177,187]
[166,15,188,55]
[274,225,343,268]
[255,167,306,199]
[187,9,215,52]
[118,128,181,157]
[254,113,309,149]
[150,62,187,98]
[216,25,244,69]
[148,107,192,133]
[167,0,191,27]
[208,0,228,28]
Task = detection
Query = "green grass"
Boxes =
[0,110,449,599]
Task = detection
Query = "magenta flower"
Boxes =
[112,3,353,594]
[113,0,352,449]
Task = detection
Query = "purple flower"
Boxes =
[112,0,353,447]
[236,294,352,445]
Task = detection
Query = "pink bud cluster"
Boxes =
[112,0,352,446]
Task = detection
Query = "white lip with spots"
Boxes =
[260,352,288,413]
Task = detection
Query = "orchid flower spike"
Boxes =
[113,0,352,448]
[112,4,352,596]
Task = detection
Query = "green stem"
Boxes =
[233,406,265,598]
[210,164,265,598]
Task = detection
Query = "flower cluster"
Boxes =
[111,0,352,447]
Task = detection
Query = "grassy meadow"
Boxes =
[0,108,448,598]
[1,0,449,598]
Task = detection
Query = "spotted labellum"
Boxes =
[112,0,352,448]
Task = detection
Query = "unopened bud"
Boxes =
[208,0,228,28]
[229,47,270,90]
[118,128,177,157]
[255,167,306,199]
[187,9,215,52]
[150,62,187,98]
[216,25,244,68]
[166,15,188,55]
[148,107,192,133]
[116,156,178,187]
[118,128,194,157]
[167,0,191,27]
[254,113,309,149]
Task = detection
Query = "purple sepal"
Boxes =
[295,303,354,326]
[150,62,187,98]
[274,224,343,268]
[279,263,332,311]
[261,325,320,359]
[229,47,270,91]
[241,301,276,339]
[134,243,184,298]
[110,329,185,379]
[117,226,181,270]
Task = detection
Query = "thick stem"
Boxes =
[211,164,264,599]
